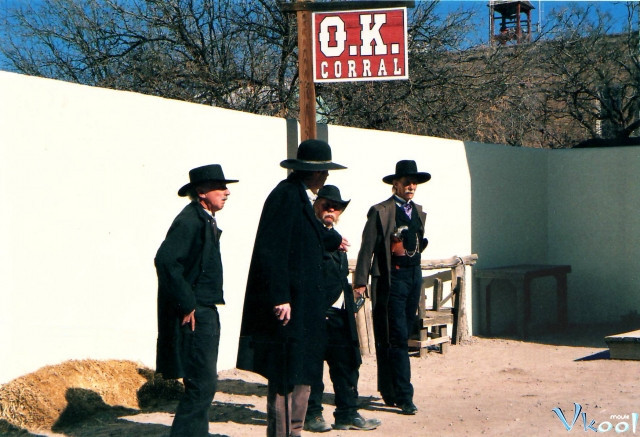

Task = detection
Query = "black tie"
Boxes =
[211,217,219,241]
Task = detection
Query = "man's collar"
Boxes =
[301,181,317,203]
[393,195,410,206]
[197,201,215,217]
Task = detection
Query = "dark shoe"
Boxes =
[304,415,332,432]
[398,401,418,415]
[382,396,397,407]
[334,413,381,430]
[380,390,397,407]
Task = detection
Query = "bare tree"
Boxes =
[1,0,300,116]
[2,0,637,148]
[2,0,489,135]
[537,2,640,146]
[314,2,554,148]
[315,2,481,136]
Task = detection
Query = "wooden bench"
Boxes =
[475,264,571,339]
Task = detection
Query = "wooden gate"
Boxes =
[349,254,477,357]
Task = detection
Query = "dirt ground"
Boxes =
[1,324,639,437]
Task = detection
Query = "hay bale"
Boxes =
[137,368,184,409]
[0,359,150,432]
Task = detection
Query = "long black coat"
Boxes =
[155,201,223,379]
[237,173,340,388]
[323,237,361,366]
[353,196,427,394]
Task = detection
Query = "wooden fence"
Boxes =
[349,254,478,356]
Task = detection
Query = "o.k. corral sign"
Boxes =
[312,7,408,83]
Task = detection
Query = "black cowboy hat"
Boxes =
[317,185,350,209]
[178,164,239,197]
[280,139,346,171]
[382,160,431,184]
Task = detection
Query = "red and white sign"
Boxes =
[312,7,408,83]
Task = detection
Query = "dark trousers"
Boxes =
[170,306,220,437]
[384,265,422,404]
[307,308,360,422]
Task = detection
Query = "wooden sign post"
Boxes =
[296,7,316,142]
[280,1,414,142]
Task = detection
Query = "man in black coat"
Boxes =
[237,140,346,437]
[155,164,238,437]
[304,185,381,433]
[353,160,430,416]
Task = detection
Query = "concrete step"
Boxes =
[605,329,640,360]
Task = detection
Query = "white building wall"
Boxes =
[548,148,640,324]
[2,71,638,384]
[465,143,549,267]
[0,72,473,384]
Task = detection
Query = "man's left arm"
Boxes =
[419,208,428,252]
[323,227,345,252]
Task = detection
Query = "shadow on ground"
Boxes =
[478,322,640,349]
[217,378,267,397]
[43,373,272,437]
[0,420,44,437]
[574,350,611,361]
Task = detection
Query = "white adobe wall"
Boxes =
[0,72,472,384]
[463,143,550,332]
[2,71,638,384]
[548,148,640,324]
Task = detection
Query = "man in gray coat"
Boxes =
[155,164,238,437]
[353,160,430,416]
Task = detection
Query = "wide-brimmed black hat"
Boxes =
[178,164,239,197]
[382,160,431,184]
[280,139,346,171]
[317,185,350,209]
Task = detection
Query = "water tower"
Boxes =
[489,0,535,45]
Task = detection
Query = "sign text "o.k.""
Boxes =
[312,8,408,83]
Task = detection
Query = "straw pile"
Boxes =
[0,359,152,432]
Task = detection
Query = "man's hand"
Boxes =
[353,286,366,298]
[273,303,291,326]
[339,237,350,252]
[181,310,196,331]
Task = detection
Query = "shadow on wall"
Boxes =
[462,141,640,346]
[463,141,549,337]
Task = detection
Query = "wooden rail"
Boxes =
[348,254,477,356]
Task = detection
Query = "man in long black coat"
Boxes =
[155,164,238,437]
[304,185,381,432]
[237,139,346,437]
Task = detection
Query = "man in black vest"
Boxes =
[304,185,382,432]
[237,140,346,437]
[353,160,430,416]
[155,164,238,437]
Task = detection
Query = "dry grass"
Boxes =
[0,359,181,433]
